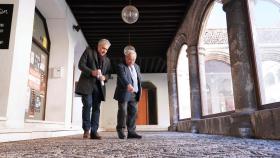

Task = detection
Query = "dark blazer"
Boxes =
[114,62,142,102]
[75,47,111,101]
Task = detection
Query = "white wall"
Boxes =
[0,0,170,131]
[73,73,170,131]
[0,0,18,118]
[0,0,36,128]
[0,0,87,133]
[36,0,87,126]
[138,73,170,127]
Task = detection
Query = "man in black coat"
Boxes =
[114,49,142,139]
[75,39,111,139]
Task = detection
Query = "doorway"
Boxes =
[136,82,158,125]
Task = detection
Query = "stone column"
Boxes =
[167,68,179,131]
[198,47,208,115]
[223,0,258,137]
[187,46,202,133]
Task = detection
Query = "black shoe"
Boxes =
[127,133,142,139]
[117,131,126,139]
[83,130,90,139]
[90,133,102,140]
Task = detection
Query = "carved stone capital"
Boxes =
[168,124,178,131]
[187,46,198,55]
[198,47,206,56]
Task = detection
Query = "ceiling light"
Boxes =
[121,5,139,24]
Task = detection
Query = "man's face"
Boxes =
[125,53,137,66]
[97,44,110,56]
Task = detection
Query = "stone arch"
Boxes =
[184,0,213,46]
[167,33,187,130]
[167,33,187,72]
[167,0,213,130]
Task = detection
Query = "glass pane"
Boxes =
[177,45,191,119]
[33,12,49,50]
[198,2,235,115]
[27,44,48,120]
[248,0,280,104]
[205,60,235,114]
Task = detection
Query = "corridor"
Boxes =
[0,132,279,157]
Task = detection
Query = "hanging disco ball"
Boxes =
[121,5,139,24]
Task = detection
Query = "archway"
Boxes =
[136,81,158,125]
[176,44,191,119]
[166,33,187,129]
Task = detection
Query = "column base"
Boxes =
[191,119,200,134]
[168,123,178,131]
[230,111,254,138]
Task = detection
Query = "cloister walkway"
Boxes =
[0,132,279,157]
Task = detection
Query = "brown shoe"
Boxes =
[83,130,90,139]
[90,133,102,140]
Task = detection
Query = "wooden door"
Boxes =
[136,88,149,125]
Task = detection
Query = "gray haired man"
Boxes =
[75,39,111,139]
[114,49,142,139]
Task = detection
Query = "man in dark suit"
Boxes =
[114,49,142,139]
[75,39,111,140]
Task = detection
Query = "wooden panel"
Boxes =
[136,88,149,125]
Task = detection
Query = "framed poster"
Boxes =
[0,4,14,49]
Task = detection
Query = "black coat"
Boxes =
[75,47,111,101]
[114,62,142,102]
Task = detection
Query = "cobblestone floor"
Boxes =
[0,132,279,158]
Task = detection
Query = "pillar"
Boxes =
[198,47,208,115]
[223,0,258,137]
[167,68,179,131]
[0,0,36,128]
[187,46,202,133]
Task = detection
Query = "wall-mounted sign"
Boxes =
[0,4,14,49]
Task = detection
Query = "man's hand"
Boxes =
[91,69,101,77]
[99,75,106,81]
[127,84,134,93]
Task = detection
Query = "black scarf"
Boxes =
[98,53,105,69]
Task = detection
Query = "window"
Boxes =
[26,9,50,120]
[248,0,280,105]
[198,1,235,115]
[177,44,191,119]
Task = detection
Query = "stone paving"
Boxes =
[0,132,279,158]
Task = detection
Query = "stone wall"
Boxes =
[251,107,280,139]
[175,107,280,139]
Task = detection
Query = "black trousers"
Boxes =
[116,93,138,134]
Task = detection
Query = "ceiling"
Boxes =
[66,0,193,73]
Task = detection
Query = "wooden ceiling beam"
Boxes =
[76,15,182,19]
[66,0,189,73]
[81,25,176,29]
[78,20,178,24]
[86,32,174,36]
[87,36,172,40]
[73,10,185,14]
[83,28,176,33]
[69,4,186,8]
